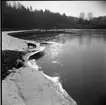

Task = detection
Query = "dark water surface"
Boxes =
[11,29,105,105]
[33,29,106,105]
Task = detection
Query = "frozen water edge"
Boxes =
[2,60,77,105]
[2,30,77,105]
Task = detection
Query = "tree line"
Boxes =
[2,1,106,30]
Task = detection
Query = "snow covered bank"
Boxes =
[2,60,77,105]
[2,31,77,105]
[2,31,40,51]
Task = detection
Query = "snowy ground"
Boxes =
[2,31,77,105]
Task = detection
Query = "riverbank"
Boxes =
[4,29,106,41]
[2,31,77,105]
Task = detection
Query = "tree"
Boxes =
[30,6,32,11]
[79,12,85,20]
[87,12,93,20]
[17,2,22,9]
[12,1,17,8]
[2,1,106,30]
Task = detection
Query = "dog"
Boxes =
[25,41,37,49]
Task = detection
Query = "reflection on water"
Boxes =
[47,43,63,59]
[31,30,106,105]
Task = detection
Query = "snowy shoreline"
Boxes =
[2,31,77,105]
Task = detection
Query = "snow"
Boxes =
[2,31,77,105]
[2,31,40,51]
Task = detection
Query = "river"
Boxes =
[6,29,106,105]
[28,29,106,105]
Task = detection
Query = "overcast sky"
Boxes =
[9,1,106,17]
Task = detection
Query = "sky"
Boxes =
[9,1,106,17]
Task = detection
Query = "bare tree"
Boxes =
[87,12,93,20]
[79,12,85,20]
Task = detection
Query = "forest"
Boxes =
[2,1,106,31]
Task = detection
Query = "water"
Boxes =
[31,29,106,105]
